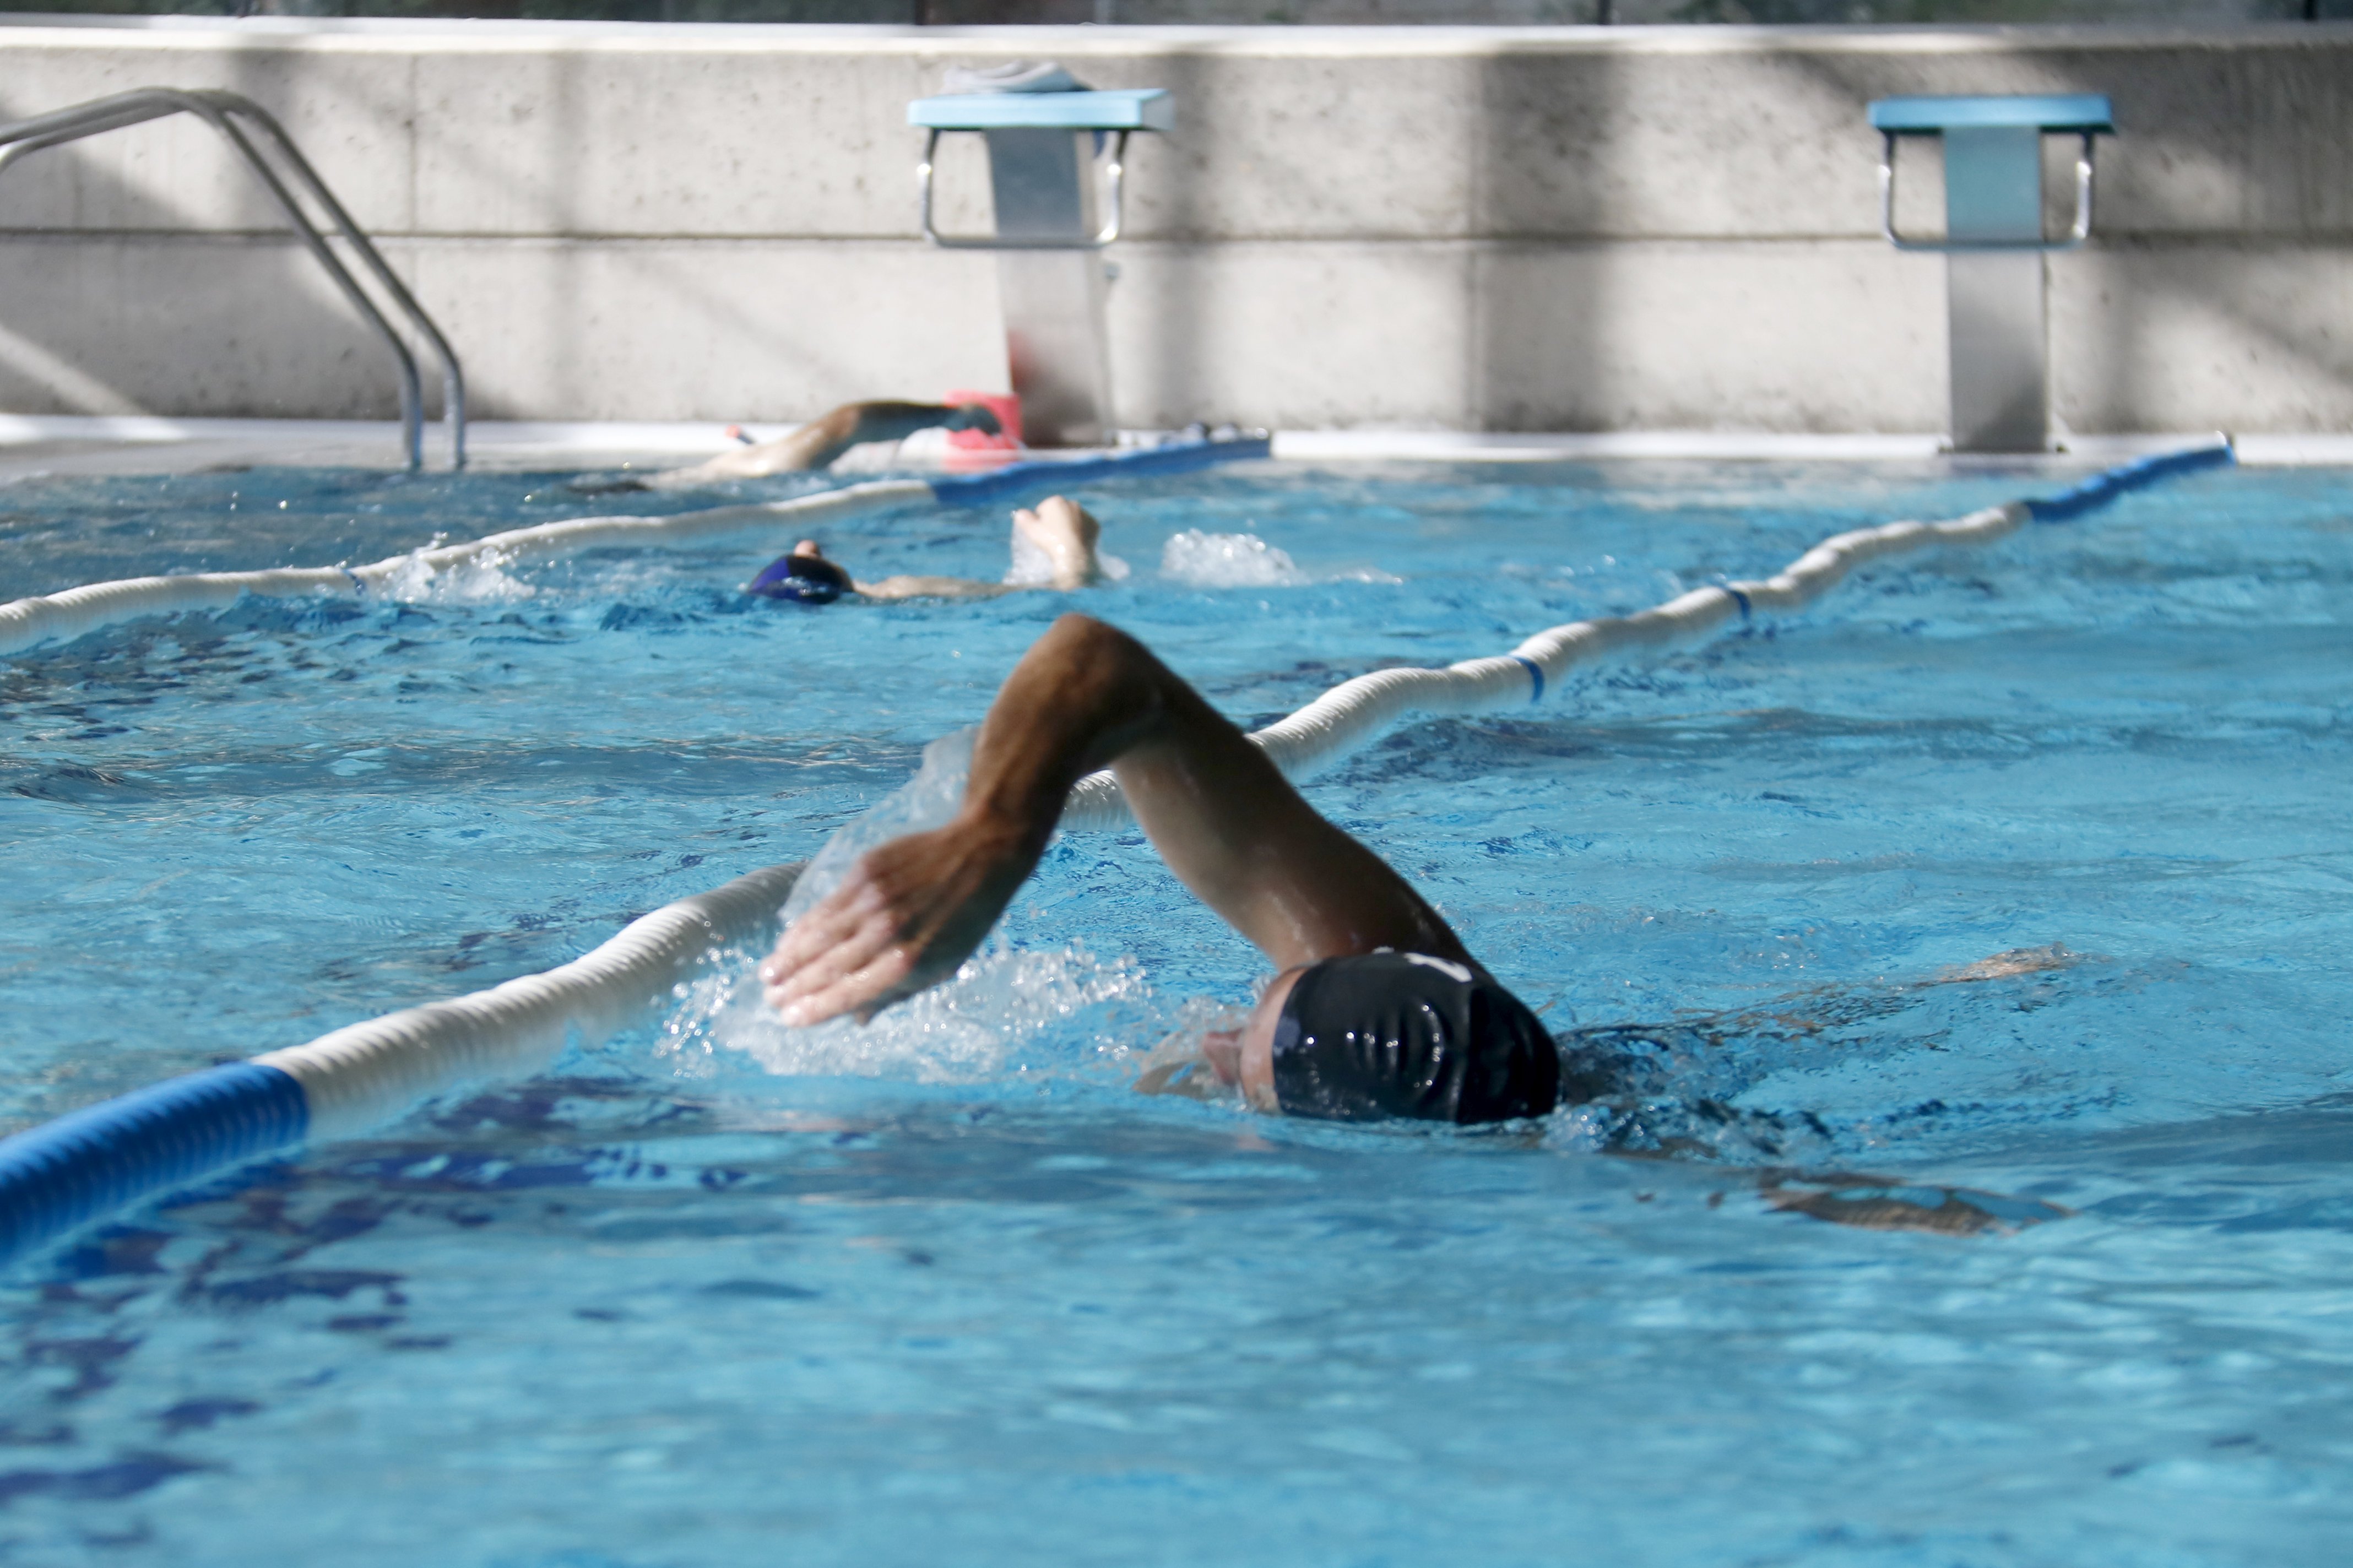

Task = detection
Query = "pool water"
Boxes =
[1,458,2349,1565]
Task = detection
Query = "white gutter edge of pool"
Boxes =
[1275,431,2349,465]
[0,415,747,457]
[2223,435,2353,467]
[5,416,2342,471]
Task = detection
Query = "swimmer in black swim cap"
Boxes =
[761,615,1563,1126]
[749,496,1110,605]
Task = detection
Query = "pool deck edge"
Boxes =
[2,416,2343,480]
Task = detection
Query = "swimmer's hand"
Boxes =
[759,817,1039,1027]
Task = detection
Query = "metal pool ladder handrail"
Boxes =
[0,88,465,471]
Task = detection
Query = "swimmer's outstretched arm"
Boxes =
[762,614,1466,1026]
[853,498,1105,600]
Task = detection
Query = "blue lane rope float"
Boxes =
[0,1064,307,1264]
[0,433,1271,659]
[0,860,807,1266]
[2021,441,2235,523]
[0,439,2231,1266]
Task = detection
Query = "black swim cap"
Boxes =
[747,551,853,604]
[1270,952,1560,1125]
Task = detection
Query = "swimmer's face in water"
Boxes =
[1193,967,1304,1113]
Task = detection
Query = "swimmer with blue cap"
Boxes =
[751,495,1108,605]
[761,614,1560,1125]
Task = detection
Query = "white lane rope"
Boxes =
[0,481,931,658]
[1057,502,2031,828]
[257,860,805,1138]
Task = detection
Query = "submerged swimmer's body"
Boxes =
[763,614,1559,1124]
[755,496,1107,605]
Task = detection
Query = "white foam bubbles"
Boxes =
[1159,529,1307,588]
[377,542,537,604]
[1158,529,1400,588]
[660,937,1153,1086]
[776,725,976,927]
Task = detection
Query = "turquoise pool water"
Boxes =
[1,458,2348,1565]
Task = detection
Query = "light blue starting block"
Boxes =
[1870,94,2115,453]
[910,84,1174,448]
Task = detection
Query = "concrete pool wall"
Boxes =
[1,15,2347,436]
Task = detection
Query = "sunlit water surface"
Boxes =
[1,458,2348,1566]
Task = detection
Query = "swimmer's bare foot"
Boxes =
[1011,496,1104,590]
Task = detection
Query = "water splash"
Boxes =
[1159,529,1308,588]
[1159,529,1399,588]
[776,726,977,929]
[663,936,1154,1086]
[654,726,1167,1089]
[377,541,536,604]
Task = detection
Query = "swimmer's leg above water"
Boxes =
[761,614,1559,1124]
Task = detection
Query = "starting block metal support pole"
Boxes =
[911,88,1174,449]
[1871,94,2115,454]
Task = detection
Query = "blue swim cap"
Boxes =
[748,551,852,604]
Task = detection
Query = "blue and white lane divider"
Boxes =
[0,438,2230,1266]
[0,433,1272,659]
[0,862,805,1266]
[1058,438,2238,827]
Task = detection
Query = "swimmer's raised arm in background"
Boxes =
[657,400,1002,487]
[761,614,1488,1112]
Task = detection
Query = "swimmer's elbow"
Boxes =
[1048,610,1116,639]
[1051,614,1159,678]
[1035,615,1174,726]
[1041,612,1137,667]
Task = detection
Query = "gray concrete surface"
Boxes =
[1,17,2347,433]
